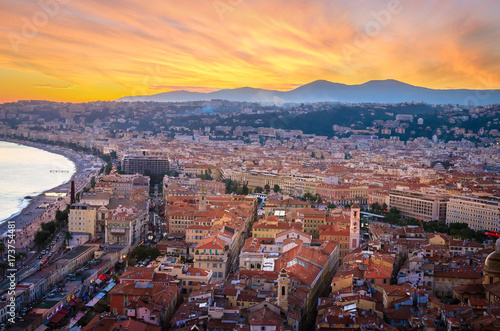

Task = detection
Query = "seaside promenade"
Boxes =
[0,142,100,251]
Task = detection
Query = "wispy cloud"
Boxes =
[0,0,499,102]
[33,84,76,89]
[147,86,221,93]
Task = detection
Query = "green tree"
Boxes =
[130,247,161,261]
[320,154,325,160]
[311,151,316,158]
[242,184,249,195]
[475,230,487,242]
[55,209,69,226]
[264,184,270,193]
[327,203,336,209]
[41,221,58,233]
[200,170,213,181]
[381,203,388,211]
[105,162,112,175]
[254,186,264,194]
[404,218,421,226]
[90,176,96,188]
[370,202,381,212]
[315,194,321,203]
[385,207,401,224]
[15,252,27,268]
[273,184,280,193]
[34,230,51,249]
[388,207,400,214]
[224,179,234,194]
[65,231,73,246]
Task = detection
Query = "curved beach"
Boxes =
[0,139,99,249]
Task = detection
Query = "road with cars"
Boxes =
[0,231,66,293]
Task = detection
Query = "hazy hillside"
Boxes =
[118,79,500,105]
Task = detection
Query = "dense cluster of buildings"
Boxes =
[1,99,500,330]
[68,174,150,245]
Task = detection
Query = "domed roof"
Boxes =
[485,252,500,273]
[485,239,500,273]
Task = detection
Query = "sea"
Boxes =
[0,141,76,223]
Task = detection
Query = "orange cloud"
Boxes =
[0,0,499,103]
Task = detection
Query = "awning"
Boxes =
[49,308,69,324]
[102,281,116,293]
[68,297,83,307]
[86,292,106,307]
[35,325,49,331]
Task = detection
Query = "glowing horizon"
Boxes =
[1,0,499,103]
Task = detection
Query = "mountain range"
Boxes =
[118,79,500,105]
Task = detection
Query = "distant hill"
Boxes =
[118,79,500,105]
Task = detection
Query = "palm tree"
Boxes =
[65,231,73,246]
[15,252,27,268]
[0,241,5,260]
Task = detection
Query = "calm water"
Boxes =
[0,141,75,223]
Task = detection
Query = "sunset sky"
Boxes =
[1,0,499,103]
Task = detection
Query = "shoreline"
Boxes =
[0,139,98,243]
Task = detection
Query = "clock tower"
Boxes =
[350,203,360,251]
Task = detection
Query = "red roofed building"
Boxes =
[109,283,178,326]
[194,236,228,283]
[104,205,148,245]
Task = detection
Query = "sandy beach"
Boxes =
[0,139,102,250]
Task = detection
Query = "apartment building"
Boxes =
[186,225,212,245]
[264,198,311,216]
[252,217,303,239]
[121,155,170,175]
[161,265,213,295]
[226,170,319,196]
[97,174,150,199]
[68,203,97,239]
[194,180,225,194]
[104,206,148,246]
[194,236,228,283]
[293,208,327,238]
[389,189,450,222]
[446,195,500,232]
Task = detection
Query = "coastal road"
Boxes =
[0,232,66,293]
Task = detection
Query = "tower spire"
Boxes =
[350,203,360,251]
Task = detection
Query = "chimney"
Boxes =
[71,180,75,204]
